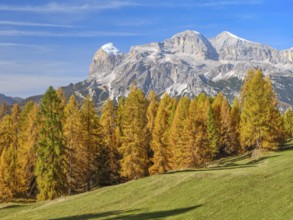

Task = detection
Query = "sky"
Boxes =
[0,0,292,98]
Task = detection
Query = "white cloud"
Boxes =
[141,0,262,8]
[0,30,143,37]
[0,1,141,13]
[0,0,263,15]
[0,20,76,28]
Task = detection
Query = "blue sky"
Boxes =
[0,0,292,98]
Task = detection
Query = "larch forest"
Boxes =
[0,68,293,202]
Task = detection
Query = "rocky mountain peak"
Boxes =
[100,42,121,56]
[88,42,124,82]
[216,31,248,41]
[211,31,279,63]
[83,30,293,108]
[163,30,218,60]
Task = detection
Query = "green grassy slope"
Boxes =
[1,140,293,220]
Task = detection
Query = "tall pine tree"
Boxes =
[35,86,67,200]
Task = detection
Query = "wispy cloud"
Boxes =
[142,0,263,8]
[0,42,55,52]
[0,20,76,28]
[199,0,262,7]
[0,1,141,13]
[0,1,263,16]
[0,30,144,37]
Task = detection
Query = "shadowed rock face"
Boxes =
[21,30,289,109]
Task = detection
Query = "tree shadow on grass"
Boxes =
[217,153,252,165]
[49,210,135,220]
[165,164,256,174]
[280,140,293,151]
[245,155,279,165]
[165,154,280,174]
[0,204,24,210]
[50,205,202,220]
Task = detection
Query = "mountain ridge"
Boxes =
[85,30,293,106]
[4,30,293,108]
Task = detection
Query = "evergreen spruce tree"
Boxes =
[170,96,190,169]
[120,86,149,180]
[149,94,173,174]
[100,99,120,185]
[35,86,67,200]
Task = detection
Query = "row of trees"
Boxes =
[0,69,292,201]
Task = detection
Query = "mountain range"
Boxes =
[3,30,293,107]
[0,94,23,105]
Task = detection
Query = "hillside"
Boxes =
[1,140,292,220]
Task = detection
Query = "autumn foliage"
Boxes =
[0,69,288,201]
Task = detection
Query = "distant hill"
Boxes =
[0,93,23,105]
[1,140,293,220]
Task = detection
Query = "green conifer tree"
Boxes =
[35,86,67,201]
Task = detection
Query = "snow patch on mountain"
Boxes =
[222,31,248,42]
[84,30,293,106]
[101,43,121,55]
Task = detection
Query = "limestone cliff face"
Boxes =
[75,30,293,106]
